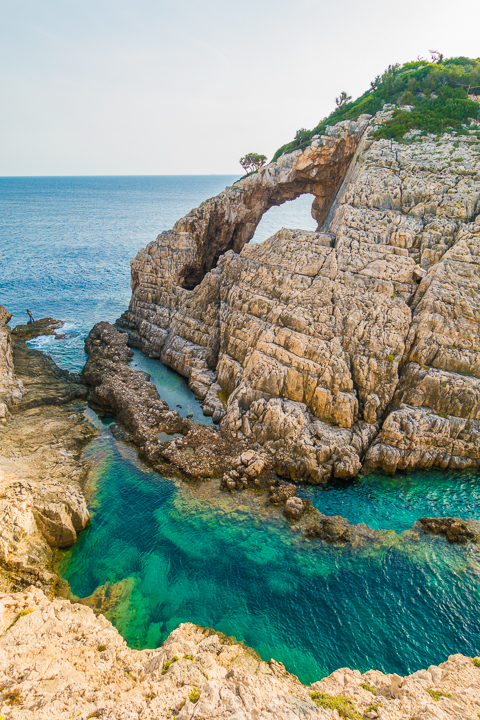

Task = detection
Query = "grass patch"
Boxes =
[473,657,480,667]
[360,683,376,694]
[162,656,179,674]
[6,609,33,631]
[365,704,381,714]
[3,689,22,706]
[188,687,201,704]
[309,692,361,719]
[183,655,195,661]
[426,688,453,701]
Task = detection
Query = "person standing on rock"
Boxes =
[26,309,34,324]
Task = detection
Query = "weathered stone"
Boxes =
[0,316,96,592]
[118,115,480,479]
[415,516,480,544]
[283,496,306,520]
[1,587,479,720]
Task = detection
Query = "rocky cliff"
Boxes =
[1,586,479,720]
[118,109,480,483]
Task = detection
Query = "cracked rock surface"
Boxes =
[0,317,96,592]
[1,587,479,720]
[119,112,480,481]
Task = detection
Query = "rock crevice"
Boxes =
[119,113,480,481]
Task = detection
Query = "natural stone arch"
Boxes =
[127,119,368,300]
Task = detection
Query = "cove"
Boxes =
[59,417,480,686]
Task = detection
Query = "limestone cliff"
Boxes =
[1,587,479,720]
[119,108,480,482]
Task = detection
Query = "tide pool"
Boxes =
[59,422,480,685]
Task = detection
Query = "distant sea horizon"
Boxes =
[0,174,316,371]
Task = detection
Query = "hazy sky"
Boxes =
[1,0,479,175]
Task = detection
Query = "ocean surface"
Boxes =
[2,175,480,684]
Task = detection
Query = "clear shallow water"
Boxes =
[131,349,213,425]
[60,425,480,684]
[299,471,480,533]
[3,175,480,683]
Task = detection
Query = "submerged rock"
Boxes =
[305,515,382,545]
[415,516,480,544]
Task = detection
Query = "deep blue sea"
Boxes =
[2,176,479,684]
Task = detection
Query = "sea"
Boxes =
[1,175,479,684]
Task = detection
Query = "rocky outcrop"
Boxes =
[415,516,480,544]
[119,109,480,481]
[0,305,24,423]
[1,586,479,720]
[0,317,96,592]
[81,321,250,480]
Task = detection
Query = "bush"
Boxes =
[273,56,480,160]
[309,692,360,719]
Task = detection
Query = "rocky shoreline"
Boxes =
[0,309,97,593]
[2,101,480,718]
[1,586,479,720]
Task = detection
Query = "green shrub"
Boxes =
[473,657,480,667]
[273,56,480,160]
[97,644,107,652]
[189,687,201,703]
[360,682,376,694]
[426,688,452,701]
[309,692,361,719]
[162,656,179,674]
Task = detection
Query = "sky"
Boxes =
[1,0,479,176]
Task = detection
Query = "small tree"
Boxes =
[239,153,267,174]
[335,91,352,108]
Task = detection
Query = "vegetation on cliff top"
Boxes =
[273,56,480,160]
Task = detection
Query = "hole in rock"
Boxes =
[250,194,317,245]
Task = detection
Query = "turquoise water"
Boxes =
[3,176,480,684]
[131,349,213,425]
[60,423,480,684]
[299,472,480,533]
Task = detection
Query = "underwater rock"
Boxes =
[1,586,480,720]
[415,516,480,544]
[306,515,382,545]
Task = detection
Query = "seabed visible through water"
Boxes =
[57,361,480,685]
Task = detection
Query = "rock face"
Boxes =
[0,305,24,423]
[415,516,480,544]
[0,317,96,592]
[81,321,250,480]
[119,110,480,481]
[1,587,479,720]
